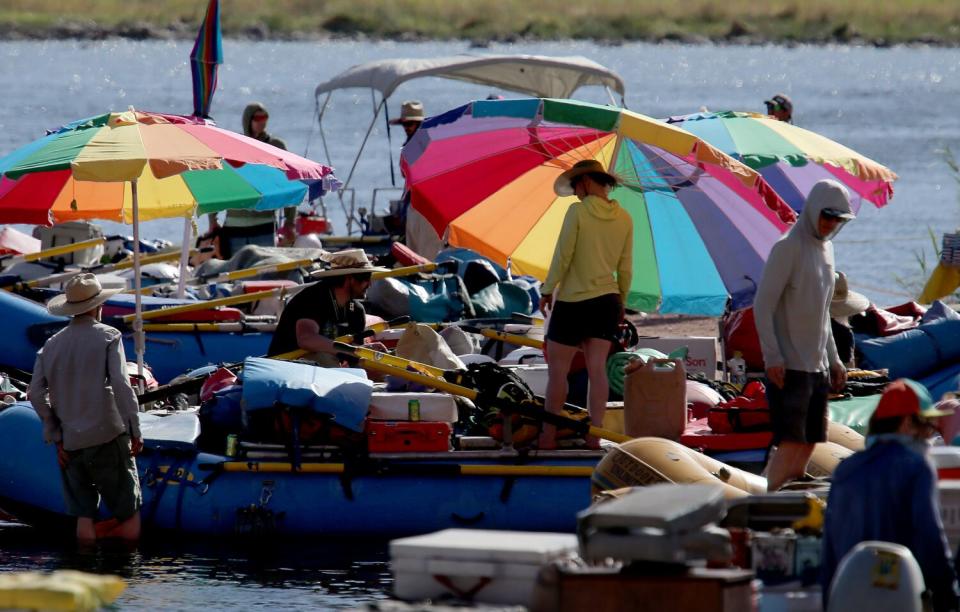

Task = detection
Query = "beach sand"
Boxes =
[631,314,720,339]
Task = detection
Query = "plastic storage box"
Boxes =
[391,528,578,606]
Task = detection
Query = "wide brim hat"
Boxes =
[47,273,122,316]
[553,159,620,197]
[831,271,870,318]
[316,248,389,278]
[389,100,425,125]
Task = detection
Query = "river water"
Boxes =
[2,39,958,304]
[0,39,958,608]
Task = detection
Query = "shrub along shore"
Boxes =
[1,0,959,46]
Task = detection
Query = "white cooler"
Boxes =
[391,528,578,606]
[368,392,458,422]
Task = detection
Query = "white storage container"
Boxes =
[507,364,549,396]
[369,392,458,422]
[391,528,577,606]
[939,480,960,551]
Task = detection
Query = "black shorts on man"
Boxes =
[766,370,830,445]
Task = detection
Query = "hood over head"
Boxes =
[242,102,270,138]
[795,179,854,241]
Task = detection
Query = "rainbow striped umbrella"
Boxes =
[0,109,331,225]
[190,0,223,119]
[0,108,335,378]
[665,111,897,212]
[402,98,796,315]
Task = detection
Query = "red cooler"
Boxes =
[366,421,453,453]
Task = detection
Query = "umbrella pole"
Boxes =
[131,178,145,394]
[176,217,193,298]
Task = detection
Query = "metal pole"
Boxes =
[176,217,193,299]
[131,178,145,394]
[338,97,386,235]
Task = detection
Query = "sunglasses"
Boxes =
[251,114,269,121]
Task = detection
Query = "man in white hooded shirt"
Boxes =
[753,179,854,491]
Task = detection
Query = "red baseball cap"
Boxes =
[873,379,953,420]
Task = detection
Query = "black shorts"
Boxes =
[546,293,621,347]
[766,370,830,445]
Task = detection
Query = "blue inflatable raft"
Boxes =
[0,403,596,537]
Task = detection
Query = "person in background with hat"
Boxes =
[208,102,297,257]
[268,249,388,366]
[830,271,870,367]
[764,93,793,123]
[821,379,959,611]
[390,100,425,145]
[537,160,633,449]
[754,179,856,492]
[29,273,143,544]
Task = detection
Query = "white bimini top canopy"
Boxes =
[314,54,626,101]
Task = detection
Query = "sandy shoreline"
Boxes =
[631,314,720,339]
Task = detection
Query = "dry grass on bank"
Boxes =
[1,0,958,43]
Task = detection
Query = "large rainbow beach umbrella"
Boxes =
[665,110,897,212]
[402,98,796,316]
[0,108,335,377]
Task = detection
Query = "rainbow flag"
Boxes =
[190,0,224,119]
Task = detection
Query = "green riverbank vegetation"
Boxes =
[0,0,958,45]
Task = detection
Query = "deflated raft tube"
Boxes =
[592,437,853,499]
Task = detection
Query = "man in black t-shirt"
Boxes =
[268,249,387,365]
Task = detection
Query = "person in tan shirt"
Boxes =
[538,160,633,449]
[30,273,144,543]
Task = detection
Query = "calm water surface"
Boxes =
[0,521,391,609]
[1,39,958,304]
[1,39,958,608]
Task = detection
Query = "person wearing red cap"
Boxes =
[821,379,959,611]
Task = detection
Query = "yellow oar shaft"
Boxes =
[218,461,593,477]
[140,322,275,333]
[21,249,186,290]
[479,329,543,349]
[123,286,298,322]
[372,263,436,278]
[1,237,106,266]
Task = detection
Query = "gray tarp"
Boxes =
[314,54,625,100]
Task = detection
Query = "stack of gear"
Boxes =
[532,484,754,612]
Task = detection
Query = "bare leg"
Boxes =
[765,441,815,491]
[96,512,141,542]
[76,517,96,544]
[582,338,613,449]
[540,340,579,449]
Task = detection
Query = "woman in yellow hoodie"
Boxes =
[538,160,633,449]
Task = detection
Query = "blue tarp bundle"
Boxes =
[240,358,372,432]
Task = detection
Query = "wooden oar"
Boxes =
[0,237,106,267]
[4,249,188,290]
[334,344,629,444]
